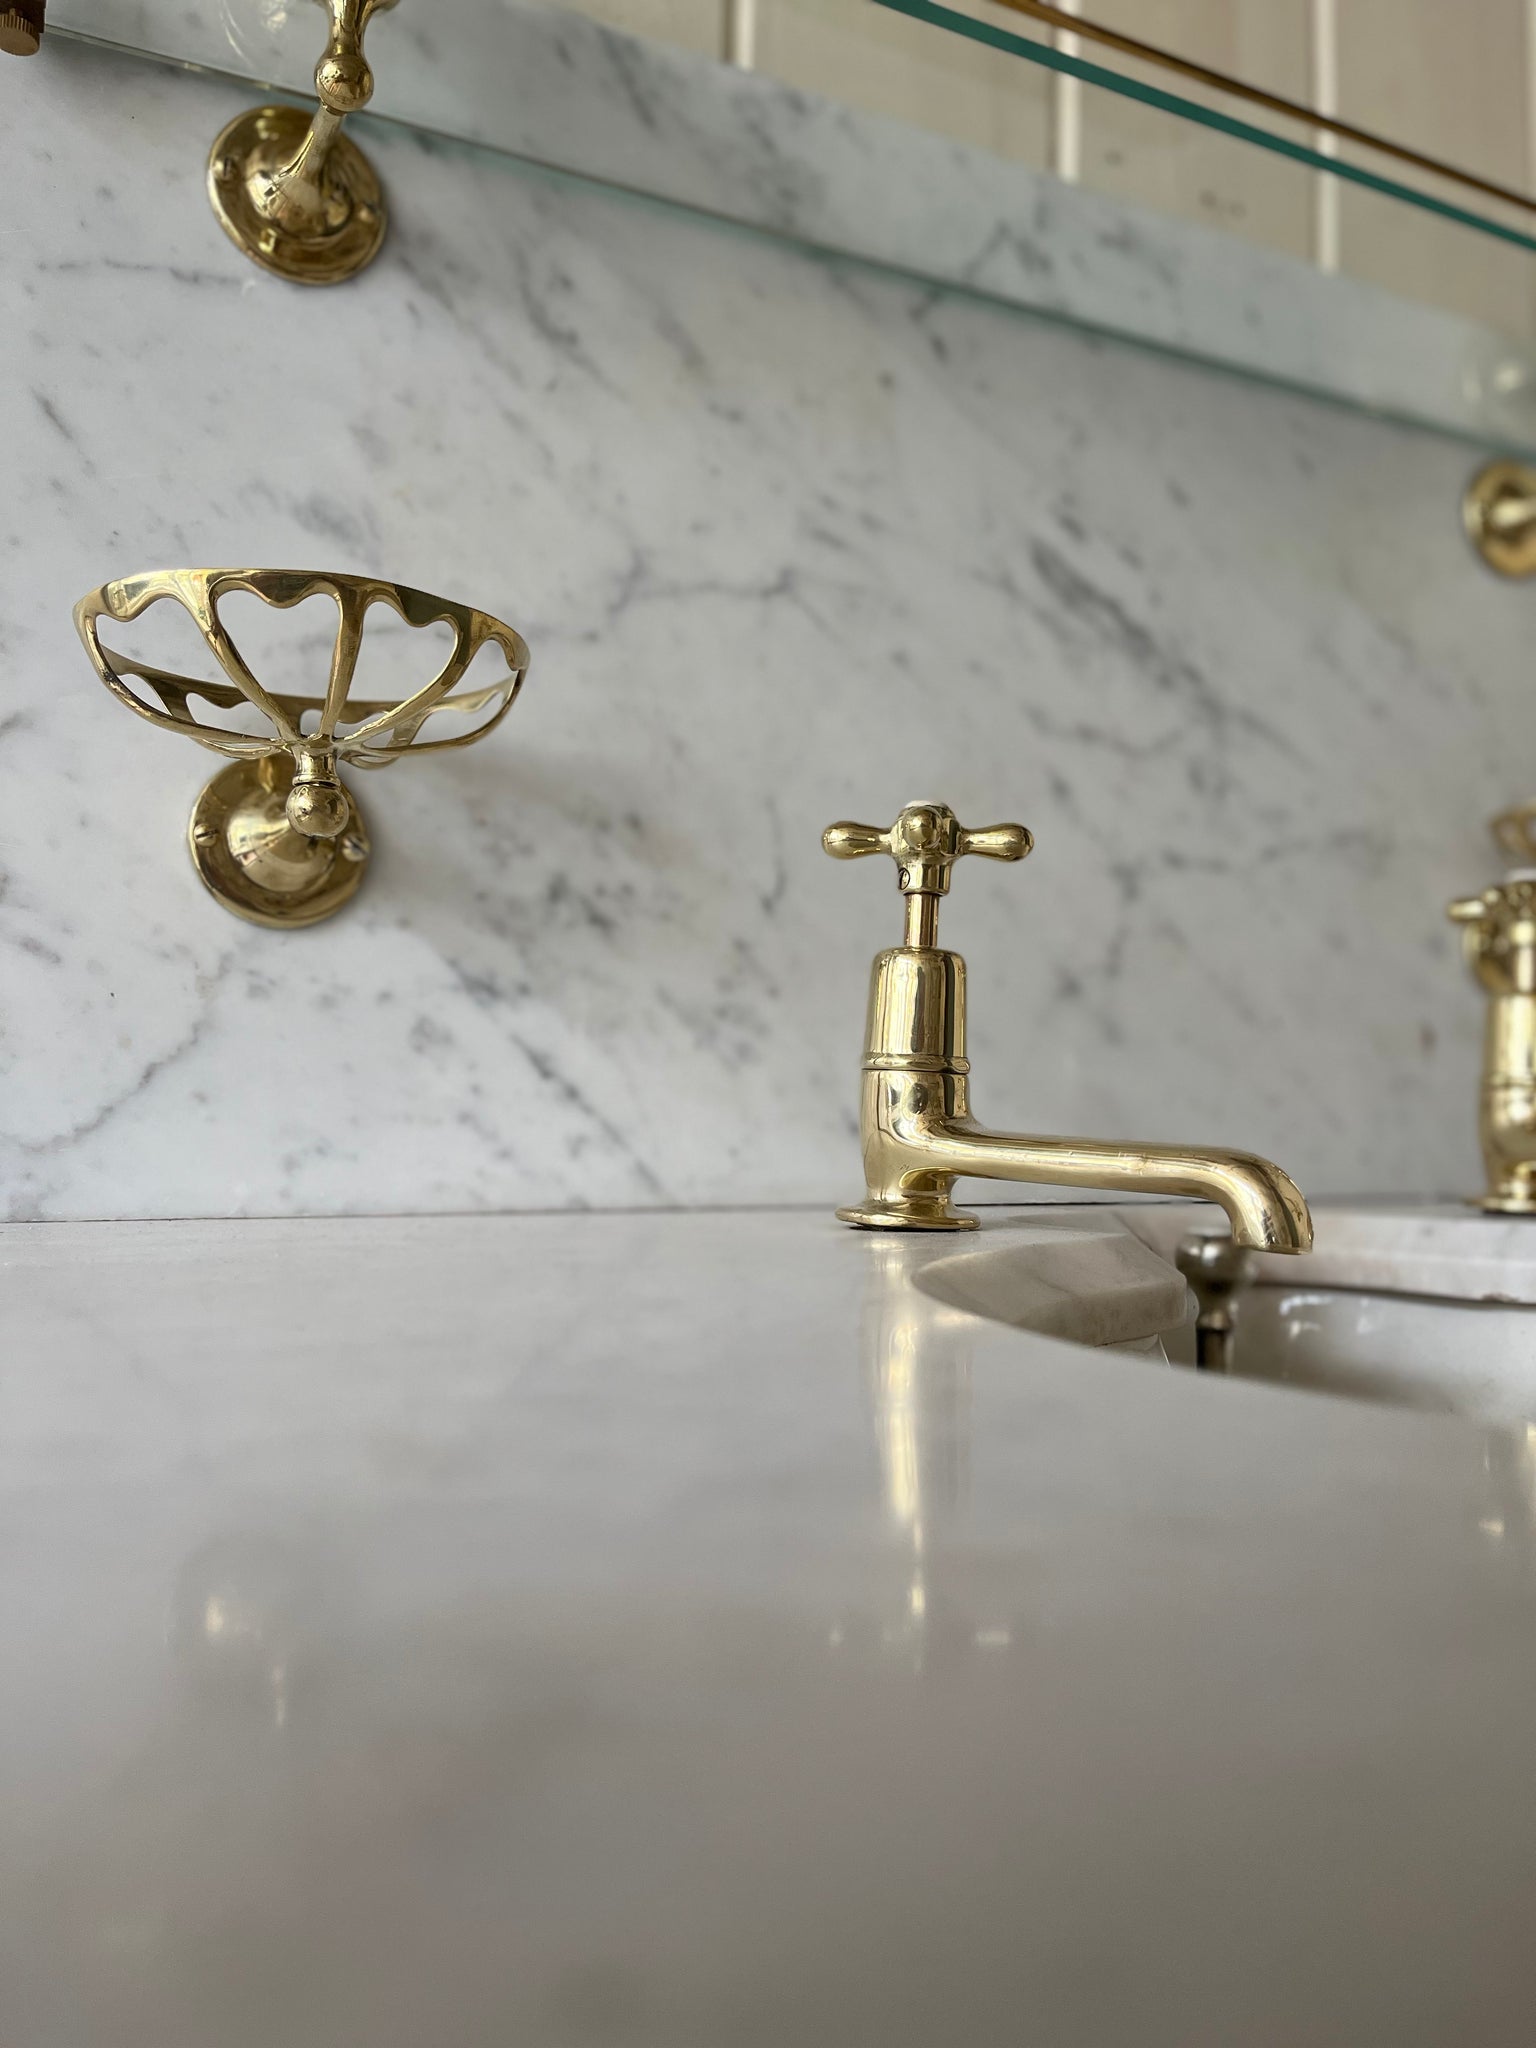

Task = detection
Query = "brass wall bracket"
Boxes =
[75,568,530,929]
[208,0,399,285]
[0,1,44,55]
[1464,460,1536,578]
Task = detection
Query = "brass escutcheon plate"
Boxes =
[208,106,387,286]
[836,1198,980,1231]
[189,756,371,929]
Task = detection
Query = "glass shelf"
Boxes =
[882,1,1536,279]
[42,0,1536,453]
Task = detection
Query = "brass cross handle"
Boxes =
[208,0,400,285]
[824,801,1032,946]
[75,567,530,929]
[1447,801,1536,978]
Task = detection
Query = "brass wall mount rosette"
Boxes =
[1464,460,1536,578]
[208,0,399,284]
[74,568,530,929]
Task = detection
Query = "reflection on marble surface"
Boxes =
[6,1207,1536,2043]
[855,1235,979,1669]
[848,1224,1180,1670]
[5,42,1536,1219]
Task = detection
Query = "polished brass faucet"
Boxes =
[823,802,1313,1251]
[1448,802,1536,1212]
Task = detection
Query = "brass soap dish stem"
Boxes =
[75,568,530,929]
[209,0,399,284]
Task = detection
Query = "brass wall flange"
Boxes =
[1463,460,1536,578]
[75,567,530,930]
[208,0,398,285]
[189,755,371,930]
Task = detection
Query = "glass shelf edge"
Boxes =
[39,5,1536,458]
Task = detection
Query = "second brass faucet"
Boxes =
[1448,801,1536,1213]
[824,802,1313,1253]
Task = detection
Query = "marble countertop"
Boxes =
[4,1204,1536,2045]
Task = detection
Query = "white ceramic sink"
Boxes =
[1165,1285,1536,1426]
[1124,1200,1536,1426]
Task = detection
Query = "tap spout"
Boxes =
[843,1055,1312,1252]
[897,1112,1312,1253]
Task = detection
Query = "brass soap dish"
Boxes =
[1464,460,1536,578]
[75,568,530,929]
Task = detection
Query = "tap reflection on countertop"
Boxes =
[844,1236,984,1669]
[6,1208,1536,2046]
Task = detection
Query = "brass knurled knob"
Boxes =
[0,1,45,55]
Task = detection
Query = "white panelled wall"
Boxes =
[545,0,1536,335]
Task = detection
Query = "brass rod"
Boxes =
[988,0,1536,221]
[905,894,940,948]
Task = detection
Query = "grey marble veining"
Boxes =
[3,38,1535,1220]
[47,0,1536,449]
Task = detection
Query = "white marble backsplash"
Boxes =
[3,36,1534,1220]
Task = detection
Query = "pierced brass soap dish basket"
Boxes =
[74,568,530,928]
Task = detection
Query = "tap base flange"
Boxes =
[836,1195,980,1231]
[189,756,370,929]
[208,105,387,285]
[1475,1193,1536,1216]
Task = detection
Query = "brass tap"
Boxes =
[1448,802,1536,1213]
[823,801,1313,1252]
